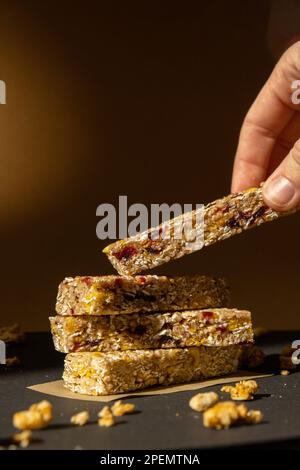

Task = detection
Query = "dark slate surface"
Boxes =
[1,331,300,450]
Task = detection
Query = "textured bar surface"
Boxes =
[50,308,253,353]
[56,275,229,316]
[63,345,247,395]
[103,186,293,275]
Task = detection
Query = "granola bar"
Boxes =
[103,186,293,275]
[63,345,247,395]
[56,275,229,316]
[50,308,253,353]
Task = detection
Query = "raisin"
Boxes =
[114,245,137,261]
[227,217,240,229]
[248,206,267,225]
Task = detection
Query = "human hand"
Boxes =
[232,41,300,211]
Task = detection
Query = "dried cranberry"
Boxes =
[217,325,227,333]
[69,308,74,315]
[114,277,123,288]
[202,311,214,320]
[137,276,147,285]
[114,245,137,261]
[82,277,92,286]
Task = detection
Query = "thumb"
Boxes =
[263,139,300,211]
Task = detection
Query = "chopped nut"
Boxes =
[13,400,53,430]
[189,392,218,412]
[111,400,135,417]
[203,401,263,429]
[221,380,258,401]
[98,406,114,427]
[5,356,21,367]
[280,369,290,376]
[70,411,89,426]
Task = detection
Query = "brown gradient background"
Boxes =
[0,1,299,331]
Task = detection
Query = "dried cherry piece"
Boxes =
[114,245,138,261]
[82,277,92,286]
[137,276,147,285]
[202,311,214,320]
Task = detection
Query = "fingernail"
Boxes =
[263,176,296,207]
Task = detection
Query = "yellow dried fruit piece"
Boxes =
[280,370,290,376]
[189,392,218,412]
[70,411,89,426]
[203,401,263,429]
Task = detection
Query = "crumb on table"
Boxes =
[203,401,263,429]
[98,406,115,427]
[189,392,219,412]
[221,380,258,401]
[70,411,89,426]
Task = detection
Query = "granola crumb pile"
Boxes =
[203,401,263,430]
[98,406,115,427]
[189,392,219,412]
[111,400,135,417]
[70,411,90,426]
[12,430,32,448]
[221,380,258,401]
[13,400,53,430]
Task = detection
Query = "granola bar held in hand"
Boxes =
[103,186,294,275]
[56,275,229,316]
[50,308,253,353]
[63,345,247,395]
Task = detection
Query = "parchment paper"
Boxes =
[27,371,272,402]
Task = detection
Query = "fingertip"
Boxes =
[262,176,298,212]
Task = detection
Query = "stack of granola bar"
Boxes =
[50,274,254,396]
